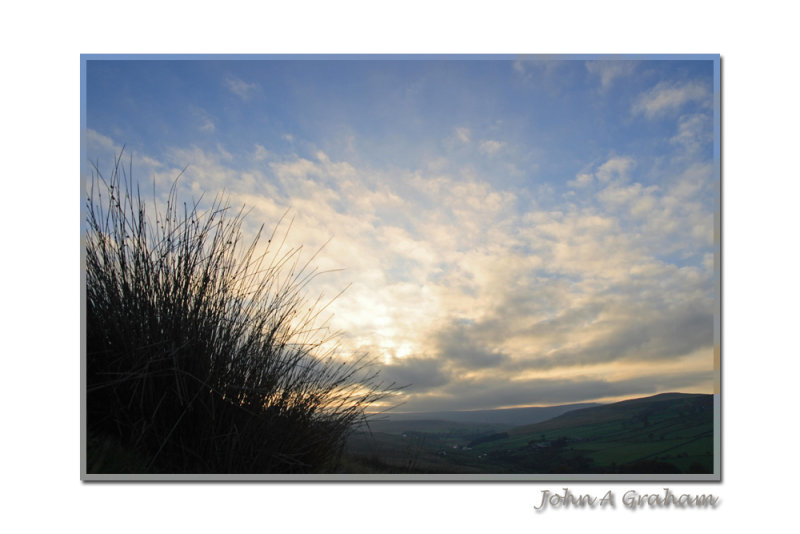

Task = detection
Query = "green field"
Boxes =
[342,393,715,474]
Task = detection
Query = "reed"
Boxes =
[85,150,391,473]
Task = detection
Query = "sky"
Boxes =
[82,56,719,413]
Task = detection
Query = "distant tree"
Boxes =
[85,151,393,474]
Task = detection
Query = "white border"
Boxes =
[5,0,798,531]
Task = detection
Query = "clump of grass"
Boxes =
[85,150,392,474]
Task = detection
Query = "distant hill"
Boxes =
[346,392,716,474]
[510,392,712,435]
[371,402,602,427]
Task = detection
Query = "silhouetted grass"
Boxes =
[85,151,392,474]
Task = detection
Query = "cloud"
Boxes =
[224,75,259,101]
[567,156,636,189]
[512,58,568,85]
[82,129,166,196]
[431,320,511,370]
[633,80,711,119]
[568,172,594,188]
[85,129,716,412]
[523,299,714,371]
[596,156,635,183]
[163,145,241,193]
[454,127,471,144]
[479,139,505,156]
[671,113,712,153]
[253,144,271,161]
[191,106,216,133]
[585,60,637,90]
[83,128,117,153]
[82,129,122,195]
[597,181,658,211]
[378,357,451,393]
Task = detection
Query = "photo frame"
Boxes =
[81,54,720,481]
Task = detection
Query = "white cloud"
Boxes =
[83,128,117,153]
[190,106,216,133]
[224,75,259,101]
[454,127,471,144]
[479,139,505,155]
[671,113,712,153]
[84,131,716,411]
[512,58,564,85]
[82,130,169,196]
[568,172,594,188]
[633,80,711,119]
[253,144,271,161]
[597,181,659,213]
[585,60,636,90]
[596,156,635,183]
[161,145,242,196]
[270,157,319,181]
[216,143,233,161]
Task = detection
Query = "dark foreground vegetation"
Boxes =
[343,393,715,475]
[85,152,391,474]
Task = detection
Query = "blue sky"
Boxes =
[82,56,719,412]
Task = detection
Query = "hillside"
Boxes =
[375,402,602,427]
[344,392,715,475]
[512,392,710,434]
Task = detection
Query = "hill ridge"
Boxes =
[511,392,712,435]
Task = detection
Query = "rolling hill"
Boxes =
[344,392,716,475]
[370,402,602,427]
